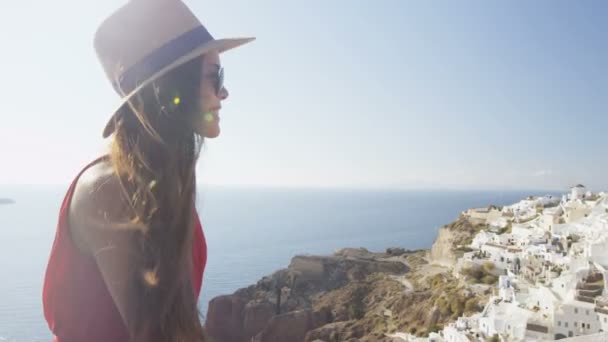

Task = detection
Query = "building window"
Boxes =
[558,321,562,327]
[575,322,578,327]
[566,322,569,327]
[587,310,590,315]
[604,317,607,323]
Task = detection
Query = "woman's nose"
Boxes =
[219,86,229,100]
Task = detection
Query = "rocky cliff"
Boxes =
[204,217,491,342]
[429,227,459,268]
[205,248,409,342]
[430,215,486,267]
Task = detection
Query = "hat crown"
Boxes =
[94,0,211,94]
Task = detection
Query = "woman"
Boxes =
[42,0,254,341]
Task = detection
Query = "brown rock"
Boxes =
[205,295,247,342]
[206,253,409,342]
[253,308,332,342]
[243,301,275,341]
[386,247,407,256]
[304,321,352,342]
[334,247,373,259]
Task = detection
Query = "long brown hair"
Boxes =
[108,56,206,341]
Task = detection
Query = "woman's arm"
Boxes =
[68,164,139,332]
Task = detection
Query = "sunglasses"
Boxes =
[165,65,225,110]
[208,66,225,96]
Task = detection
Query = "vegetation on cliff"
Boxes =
[205,216,494,341]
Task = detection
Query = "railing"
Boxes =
[575,295,596,304]
[595,306,608,315]
[578,288,603,298]
[577,282,603,291]
[526,323,549,333]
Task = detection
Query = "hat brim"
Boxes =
[102,37,255,138]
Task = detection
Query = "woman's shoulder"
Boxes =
[68,159,133,254]
[68,158,142,328]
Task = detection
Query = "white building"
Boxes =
[537,195,561,207]
[551,273,577,301]
[571,185,587,200]
[524,314,552,341]
[563,200,592,223]
[593,296,608,333]
[441,317,479,342]
[540,206,564,231]
[479,298,532,341]
[492,233,516,246]
[465,206,502,224]
[471,231,492,250]
[554,300,602,339]
[511,224,532,238]
[481,243,522,271]
[525,285,560,318]
[417,191,608,342]
[386,332,437,342]
[441,326,470,342]
[552,223,580,238]
[558,332,608,342]
[589,238,608,267]
[488,217,510,233]
[498,275,516,302]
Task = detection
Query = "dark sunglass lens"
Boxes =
[217,67,224,95]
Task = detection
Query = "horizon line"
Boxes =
[0,182,572,193]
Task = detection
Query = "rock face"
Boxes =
[430,227,459,267]
[430,216,485,267]
[205,215,491,341]
[205,295,250,342]
[253,308,331,342]
[204,251,408,342]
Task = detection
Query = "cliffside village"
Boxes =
[398,185,608,342]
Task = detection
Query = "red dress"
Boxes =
[42,157,207,341]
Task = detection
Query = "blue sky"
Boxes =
[0,1,606,190]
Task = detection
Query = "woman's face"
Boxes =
[192,50,229,138]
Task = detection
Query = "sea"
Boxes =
[0,185,561,341]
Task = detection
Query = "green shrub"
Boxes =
[450,297,464,317]
[462,267,484,281]
[428,323,442,333]
[347,302,364,320]
[483,262,495,274]
[482,275,498,285]
[462,262,498,285]
[487,334,500,342]
[436,297,451,315]
[347,287,366,320]
[430,274,444,289]
[465,298,479,313]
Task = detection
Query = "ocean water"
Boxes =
[0,185,559,341]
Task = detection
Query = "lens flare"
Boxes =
[203,112,215,123]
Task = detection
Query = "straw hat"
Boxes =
[94,0,255,138]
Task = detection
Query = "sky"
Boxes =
[0,0,606,191]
